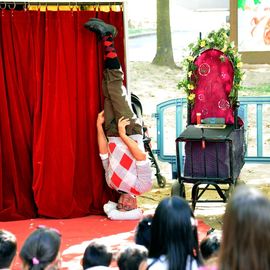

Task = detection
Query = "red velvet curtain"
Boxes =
[0,8,124,220]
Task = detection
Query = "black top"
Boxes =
[176,125,235,142]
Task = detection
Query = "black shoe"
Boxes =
[84,18,118,39]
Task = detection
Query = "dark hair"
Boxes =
[19,227,61,270]
[117,244,148,270]
[200,232,221,260]
[0,230,17,268]
[148,196,202,270]
[219,185,270,270]
[135,215,152,249]
[82,242,112,269]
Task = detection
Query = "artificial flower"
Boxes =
[188,71,192,77]
[188,93,195,100]
[200,40,206,47]
[188,84,195,90]
[187,55,194,62]
[221,45,227,52]
[237,62,243,68]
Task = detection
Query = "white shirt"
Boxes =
[147,255,199,270]
[85,266,111,270]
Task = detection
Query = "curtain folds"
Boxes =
[0,9,124,220]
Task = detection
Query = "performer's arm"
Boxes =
[97,111,108,155]
[118,117,147,161]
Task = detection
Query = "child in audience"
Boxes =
[218,185,270,270]
[134,215,152,249]
[19,226,61,270]
[0,229,17,269]
[82,241,112,269]
[200,230,221,266]
[117,244,148,270]
[142,196,202,270]
[200,185,270,270]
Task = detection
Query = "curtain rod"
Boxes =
[0,1,124,4]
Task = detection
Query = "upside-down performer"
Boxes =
[84,18,153,220]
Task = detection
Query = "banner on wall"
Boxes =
[238,0,270,51]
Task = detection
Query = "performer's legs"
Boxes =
[103,68,142,136]
[85,18,142,136]
[102,78,118,136]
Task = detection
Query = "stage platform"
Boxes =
[1,214,210,269]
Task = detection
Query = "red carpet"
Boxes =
[0,215,210,269]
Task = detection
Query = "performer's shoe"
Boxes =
[84,18,118,39]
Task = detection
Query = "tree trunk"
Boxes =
[152,0,176,67]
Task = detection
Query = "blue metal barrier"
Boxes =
[154,96,270,179]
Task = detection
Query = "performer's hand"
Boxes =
[118,116,147,161]
[97,110,105,127]
[118,116,130,136]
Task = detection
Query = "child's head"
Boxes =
[117,244,148,270]
[19,226,61,270]
[219,185,270,269]
[0,229,17,269]
[148,196,201,269]
[200,230,221,262]
[134,215,152,249]
[82,242,112,269]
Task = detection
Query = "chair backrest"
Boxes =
[190,48,235,125]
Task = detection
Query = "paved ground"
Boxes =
[139,163,270,230]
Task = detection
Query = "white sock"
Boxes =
[103,201,117,215]
[107,208,143,220]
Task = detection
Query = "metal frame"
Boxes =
[154,96,270,180]
[0,0,125,4]
[175,127,242,210]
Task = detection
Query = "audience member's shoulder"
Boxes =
[86,267,111,270]
[146,255,168,270]
[199,266,218,270]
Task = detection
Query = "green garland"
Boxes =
[178,27,244,107]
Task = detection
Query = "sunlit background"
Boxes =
[127,0,229,62]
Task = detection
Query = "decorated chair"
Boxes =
[172,28,246,210]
